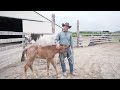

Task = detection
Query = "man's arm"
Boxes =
[55,33,60,49]
[55,33,60,44]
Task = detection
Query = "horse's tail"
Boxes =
[21,48,27,62]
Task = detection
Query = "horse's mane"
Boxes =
[42,45,56,48]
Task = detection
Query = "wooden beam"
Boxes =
[0,38,25,44]
[0,31,54,36]
[0,43,24,52]
[81,34,120,36]
[31,33,54,35]
[0,31,27,35]
[77,20,80,48]
[52,14,55,33]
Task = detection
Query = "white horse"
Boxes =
[36,34,57,46]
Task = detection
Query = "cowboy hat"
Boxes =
[62,22,72,28]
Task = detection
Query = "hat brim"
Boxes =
[62,24,72,28]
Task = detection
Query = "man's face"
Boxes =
[63,26,69,31]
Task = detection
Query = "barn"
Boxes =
[0,11,62,69]
[0,16,23,39]
[0,11,62,33]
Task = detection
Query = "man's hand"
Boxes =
[56,44,60,49]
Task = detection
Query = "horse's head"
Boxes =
[59,45,69,57]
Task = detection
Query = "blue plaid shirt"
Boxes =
[55,31,73,48]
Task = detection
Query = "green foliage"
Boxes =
[72,32,77,37]
[71,31,112,36]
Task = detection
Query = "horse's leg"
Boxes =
[29,60,38,79]
[29,65,38,79]
[24,64,29,79]
[50,59,58,77]
[47,61,50,76]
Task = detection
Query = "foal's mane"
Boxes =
[41,45,56,49]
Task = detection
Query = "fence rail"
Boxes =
[0,31,27,35]
[0,43,24,52]
[74,33,120,47]
[0,38,25,44]
[0,31,54,35]
[80,34,120,36]
[0,31,56,69]
[0,31,26,69]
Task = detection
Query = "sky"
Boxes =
[37,11,120,32]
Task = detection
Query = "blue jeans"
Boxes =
[59,47,74,73]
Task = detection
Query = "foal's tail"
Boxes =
[21,48,27,62]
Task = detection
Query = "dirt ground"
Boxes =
[0,42,120,79]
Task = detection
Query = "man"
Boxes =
[55,22,77,76]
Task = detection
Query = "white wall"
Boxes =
[23,20,52,33]
[0,11,52,33]
[0,11,48,21]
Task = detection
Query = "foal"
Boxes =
[21,45,67,79]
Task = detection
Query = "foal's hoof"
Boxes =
[56,73,59,78]
[35,75,38,79]
[56,75,59,78]
[25,77,28,79]
[34,73,38,79]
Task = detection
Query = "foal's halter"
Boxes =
[67,54,73,60]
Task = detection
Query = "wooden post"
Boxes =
[77,20,80,48]
[52,14,55,33]
[22,34,26,49]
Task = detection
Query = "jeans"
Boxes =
[59,47,74,73]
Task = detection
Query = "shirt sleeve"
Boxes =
[55,33,60,44]
[70,33,73,48]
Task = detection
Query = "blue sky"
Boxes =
[37,11,120,32]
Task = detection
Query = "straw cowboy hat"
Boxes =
[62,22,72,28]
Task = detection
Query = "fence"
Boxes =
[74,34,120,47]
[0,31,55,69]
[0,31,28,69]
[0,12,62,69]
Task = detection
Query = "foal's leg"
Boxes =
[24,63,29,79]
[50,59,58,77]
[47,61,50,76]
[29,60,38,79]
